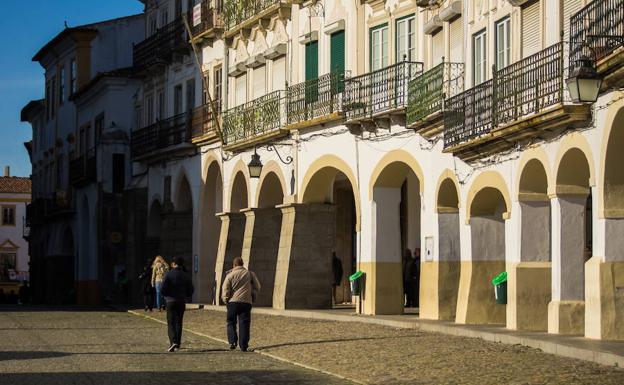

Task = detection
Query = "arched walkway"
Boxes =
[549,147,591,335]
[457,173,509,325]
[198,161,223,303]
[161,175,193,270]
[368,160,422,315]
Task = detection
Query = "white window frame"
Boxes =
[495,17,511,70]
[396,15,416,62]
[370,24,389,71]
[473,29,487,86]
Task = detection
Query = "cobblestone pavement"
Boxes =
[144,309,624,385]
[0,306,352,385]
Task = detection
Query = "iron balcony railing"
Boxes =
[570,0,624,70]
[343,61,424,121]
[222,90,285,147]
[222,0,280,31]
[287,71,348,126]
[131,112,191,158]
[133,17,188,69]
[190,103,219,139]
[69,147,96,186]
[406,62,464,126]
[188,0,223,37]
[443,42,565,149]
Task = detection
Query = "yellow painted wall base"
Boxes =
[359,261,404,315]
[456,261,506,325]
[420,261,461,320]
[585,256,624,340]
[548,300,585,335]
[506,262,551,331]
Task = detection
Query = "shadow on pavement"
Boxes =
[0,351,71,361]
[0,370,348,385]
[255,335,406,350]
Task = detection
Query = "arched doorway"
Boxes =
[370,160,422,315]
[513,158,551,331]
[550,148,591,334]
[161,175,193,270]
[457,174,509,325]
[146,200,162,261]
[54,226,75,305]
[198,161,223,304]
[245,168,285,306]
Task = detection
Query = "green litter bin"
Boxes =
[349,271,364,296]
[492,272,508,305]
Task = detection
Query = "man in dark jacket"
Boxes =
[161,256,194,352]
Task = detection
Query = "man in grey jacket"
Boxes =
[222,257,261,352]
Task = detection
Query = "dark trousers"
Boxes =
[166,300,185,346]
[226,302,252,350]
[143,288,154,310]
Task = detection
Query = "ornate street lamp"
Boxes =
[566,55,603,104]
[247,145,293,178]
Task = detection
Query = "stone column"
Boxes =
[214,212,246,305]
[548,194,587,334]
[507,200,551,331]
[273,203,336,309]
[241,208,282,307]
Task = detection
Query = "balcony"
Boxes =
[286,71,347,129]
[343,61,423,129]
[222,90,286,151]
[406,62,464,138]
[190,103,221,145]
[188,0,224,44]
[69,147,96,187]
[131,113,193,160]
[570,0,624,89]
[443,42,591,161]
[222,0,300,38]
[133,17,188,71]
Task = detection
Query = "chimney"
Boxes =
[3,166,9,177]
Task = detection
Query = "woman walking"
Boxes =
[151,255,169,311]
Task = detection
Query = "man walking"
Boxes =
[221,257,261,352]
[161,257,194,352]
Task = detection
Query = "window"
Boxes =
[94,113,105,143]
[202,71,210,104]
[175,0,182,16]
[370,24,389,71]
[45,82,51,120]
[186,79,196,112]
[112,154,125,194]
[496,17,511,70]
[0,253,16,280]
[473,29,487,85]
[59,66,65,104]
[50,76,56,117]
[157,90,165,120]
[56,155,63,187]
[146,94,155,124]
[134,106,142,129]
[70,59,77,95]
[160,8,169,27]
[214,66,222,112]
[149,14,158,35]
[2,206,15,226]
[396,15,416,62]
[174,84,183,115]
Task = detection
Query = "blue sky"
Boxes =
[0,0,144,177]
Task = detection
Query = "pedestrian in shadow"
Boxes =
[222,257,261,352]
[161,256,194,352]
[151,255,169,311]
[403,249,414,307]
[138,259,155,311]
[332,251,343,306]
[18,281,31,305]
[412,248,421,308]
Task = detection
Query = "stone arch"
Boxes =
[147,199,162,238]
[255,161,287,208]
[519,159,549,200]
[514,148,553,200]
[465,171,511,223]
[436,169,460,212]
[228,160,250,212]
[368,150,425,198]
[551,134,595,196]
[300,154,360,230]
[556,148,592,196]
[175,173,193,212]
[603,107,624,218]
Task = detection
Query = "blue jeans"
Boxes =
[155,281,163,309]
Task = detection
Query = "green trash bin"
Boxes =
[349,271,364,296]
[492,272,508,305]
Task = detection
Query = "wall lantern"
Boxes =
[248,145,293,179]
[566,55,603,104]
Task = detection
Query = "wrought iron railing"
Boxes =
[343,61,424,121]
[222,0,281,31]
[222,90,285,147]
[287,71,348,125]
[131,113,190,158]
[443,42,567,150]
[406,62,464,126]
[69,147,97,186]
[133,17,188,68]
[570,0,624,69]
[188,0,223,37]
[190,103,219,139]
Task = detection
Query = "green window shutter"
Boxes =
[305,41,319,103]
[330,31,345,74]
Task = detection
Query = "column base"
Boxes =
[585,256,624,340]
[455,261,506,325]
[548,300,585,334]
[359,261,403,315]
[420,261,461,320]
[214,213,246,305]
[506,262,551,331]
